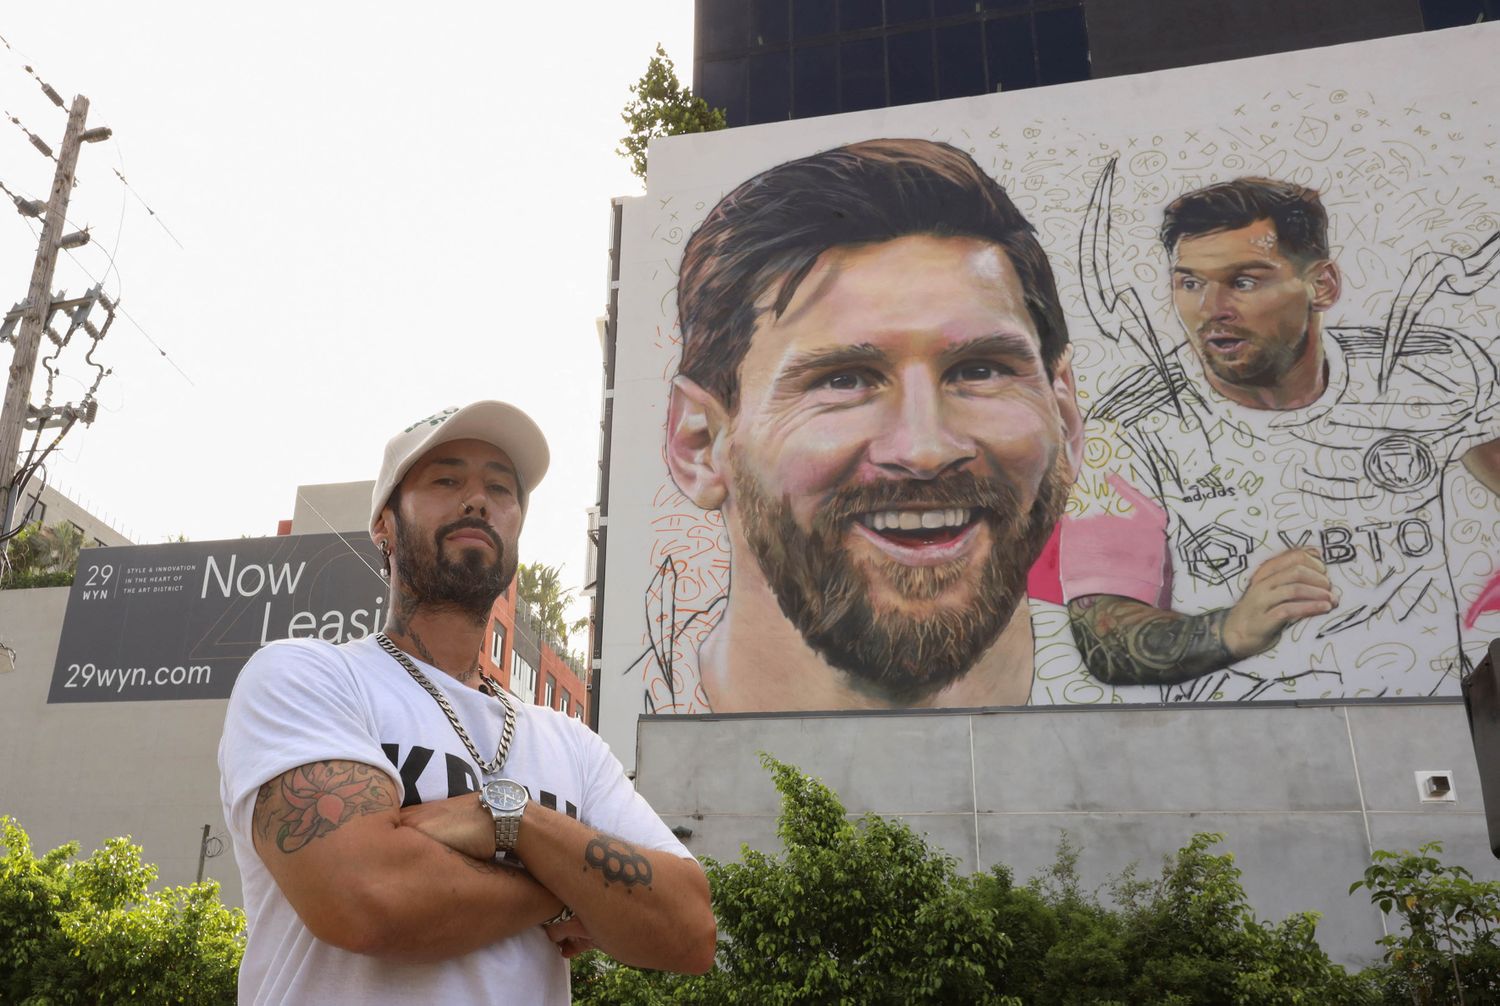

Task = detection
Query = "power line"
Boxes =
[111,166,183,249]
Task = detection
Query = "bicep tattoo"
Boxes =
[583,835,653,891]
[1067,594,1234,686]
[253,760,397,855]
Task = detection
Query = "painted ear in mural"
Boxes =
[1052,345,1086,480]
[666,375,730,510]
[1308,260,1342,312]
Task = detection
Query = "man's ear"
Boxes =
[371,508,394,550]
[1051,345,1085,479]
[1308,259,1342,312]
[666,376,731,510]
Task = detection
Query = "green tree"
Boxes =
[0,816,244,1004]
[516,561,590,649]
[618,44,726,181]
[574,754,1021,1005]
[1351,841,1500,1005]
[1,520,86,589]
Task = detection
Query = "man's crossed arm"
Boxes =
[251,760,715,972]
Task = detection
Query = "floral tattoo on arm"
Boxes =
[253,760,396,855]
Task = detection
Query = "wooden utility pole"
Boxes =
[0,95,90,526]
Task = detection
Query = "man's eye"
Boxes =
[1178,277,1201,291]
[1233,277,1257,291]
[951,363,1009,383]
[818,371,871,391]
[487,484,513,496]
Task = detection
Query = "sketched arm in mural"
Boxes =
[1068,548,1336,685]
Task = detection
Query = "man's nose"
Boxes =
[462,486,489,517]
[1205,282,1238,321]
[868,378,977,479]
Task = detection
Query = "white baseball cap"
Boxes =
[369,401,550,533]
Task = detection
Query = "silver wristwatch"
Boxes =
[480,778,528,855]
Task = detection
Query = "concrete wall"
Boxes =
[1084,0,1425,79]
[635,700,1499,965]
[0,587,238,904]
[290,479,375,536]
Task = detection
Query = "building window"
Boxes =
[559,692,570,715]
[511,652,536,703]
[544,676,556,709]
[491,620,506,664]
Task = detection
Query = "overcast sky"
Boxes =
[0,3,694,604]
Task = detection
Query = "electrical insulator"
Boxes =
[59,229,90,250]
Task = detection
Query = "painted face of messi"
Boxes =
[1171,218,1337,392]
[723,235,1082,700]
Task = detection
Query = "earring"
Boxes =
[377,539,391,579]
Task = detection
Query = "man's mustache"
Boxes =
[434,517,503,556]
[1196,322,1257,341]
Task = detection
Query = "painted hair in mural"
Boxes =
[664,139,1084,712]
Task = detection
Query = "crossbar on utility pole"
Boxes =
[0,95,90,529]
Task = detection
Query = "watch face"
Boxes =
[483,778,527,812]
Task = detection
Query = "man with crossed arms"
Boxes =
[219,402,714,1003]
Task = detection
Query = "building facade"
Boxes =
[693,0,1492,128]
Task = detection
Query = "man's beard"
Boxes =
[1195,322,1309,388]
[393,512,515,619]
[732,452,1072,704]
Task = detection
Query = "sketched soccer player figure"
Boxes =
[1062,160,1500,700]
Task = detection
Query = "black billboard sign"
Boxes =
[49,533,385,703]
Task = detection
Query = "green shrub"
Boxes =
[0,816,245,1005]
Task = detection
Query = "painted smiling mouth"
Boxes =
[855,507,979,546]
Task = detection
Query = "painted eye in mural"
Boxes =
[948,362,1012,384]
[817,370,877,392]
[1233,276,1259,291]
[1174,275,1203,292]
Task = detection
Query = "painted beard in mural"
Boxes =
[393,510,515,618]
[732,451,1073,703]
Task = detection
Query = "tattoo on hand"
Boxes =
[1068,595,1233,686]
[253,760,394,855]
[583,835,653,890]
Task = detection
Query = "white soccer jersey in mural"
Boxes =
[1080,325,1500,700]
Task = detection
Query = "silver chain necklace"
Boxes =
[375,632,516,776]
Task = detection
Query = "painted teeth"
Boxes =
[863,508,973,532]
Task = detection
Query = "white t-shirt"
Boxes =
[218,634,691,1006]
[1061,326,1500,701]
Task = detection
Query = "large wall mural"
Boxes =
[599,25,1500,749]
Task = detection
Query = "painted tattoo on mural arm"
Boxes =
[1067,594,1234,686]
[583,834,654,890]
[253,760,397,855]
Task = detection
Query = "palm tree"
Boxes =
[515,562,590,650]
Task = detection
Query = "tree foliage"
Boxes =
[1350,842,1500,1004]
[618,44,726,181]
[1,520,86,589]
[572,759,1406,1006]
[516,561,589,650]
[0,816,244,1004]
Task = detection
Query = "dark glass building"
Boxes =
[694,0,1495,128]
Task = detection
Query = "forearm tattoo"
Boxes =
[253,760,395,854]
[584,835,653,891]
[1067,595,1235,686]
